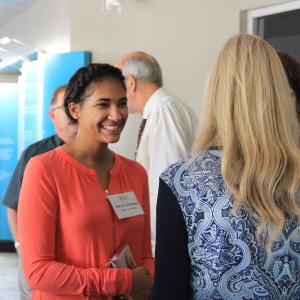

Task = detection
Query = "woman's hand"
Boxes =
[129,267,153,300]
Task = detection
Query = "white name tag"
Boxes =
[107,192,144,220]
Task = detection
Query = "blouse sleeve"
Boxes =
[140,171,154,276]
[151,179,190,300]
[18,157,132,297]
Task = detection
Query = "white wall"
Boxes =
[69,0,286,157]
[0,0,289,158]
[70,0,285,107]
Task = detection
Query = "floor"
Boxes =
[0,252,19,300]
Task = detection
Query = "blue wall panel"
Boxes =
[0,83,18,240]
[19,60,43,152]
[0,51,91,241]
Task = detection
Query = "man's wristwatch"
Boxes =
[14,241,20,250]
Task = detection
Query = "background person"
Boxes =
[2,85,78,300]
[18,63,153,300]
[115,52,199,253]
[151,34,300,299]
[278,51,300,121]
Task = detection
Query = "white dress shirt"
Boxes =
[136,87,199,254]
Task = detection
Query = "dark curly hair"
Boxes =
[64,63,126,123]
[277,52,300,121]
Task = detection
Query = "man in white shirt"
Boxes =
[115,52,198,254]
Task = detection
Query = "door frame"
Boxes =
[247,0,300,34]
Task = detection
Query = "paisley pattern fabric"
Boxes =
[161,149,300,300]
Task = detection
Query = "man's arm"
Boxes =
[148,104,193,189]
[7,208,19,245]
[147,105,193,249]
[2,150,29,249]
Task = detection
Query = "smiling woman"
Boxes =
[18,63,154,300]
[65,66,128,147]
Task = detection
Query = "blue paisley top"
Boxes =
[151,149,300,300]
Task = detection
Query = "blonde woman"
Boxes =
[151,34,300,299]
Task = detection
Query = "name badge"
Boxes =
[107,192,144,220]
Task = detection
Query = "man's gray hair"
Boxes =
[122,55,163,87]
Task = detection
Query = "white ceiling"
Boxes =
[0,0,38,28]
[0,0,39,70]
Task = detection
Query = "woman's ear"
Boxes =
[68,102,80,121]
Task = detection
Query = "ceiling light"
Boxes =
[0,37,46,71]
[0,36,46,53]
[11,38,46,53]
[0,46,10,53]
[0,37,12,45]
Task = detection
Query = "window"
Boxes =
[246,1,300,61]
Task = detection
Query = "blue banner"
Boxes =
[18,60,43,153]
[0,51,91,241]
[0,83,18,240]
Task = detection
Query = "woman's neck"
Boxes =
[63,138,113,169]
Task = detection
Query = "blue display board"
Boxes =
[42,51,91,137]
[18,60,43,152]
[0,51,91,242]
[0,83,18,240]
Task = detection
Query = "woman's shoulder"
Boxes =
[24,147,63,181]
[28,146,61,166]
[160,149,222,190]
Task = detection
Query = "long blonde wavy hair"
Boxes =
[196,34,300,242]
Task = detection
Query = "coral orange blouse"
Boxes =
[18,146,153,300]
